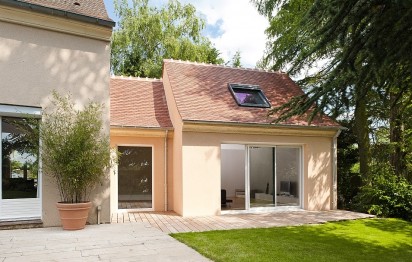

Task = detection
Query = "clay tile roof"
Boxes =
[11,0,113,22]
[110,77,173,129]
[163,60,339,127]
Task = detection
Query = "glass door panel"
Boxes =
[276,147,300,206]
[249,146,276,208]
[1,116,41,221]
[1,117,39,200]
[221,144,245,210]
[118,146,152,209]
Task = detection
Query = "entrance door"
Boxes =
[117,146,153,210]
[0,116,41,221]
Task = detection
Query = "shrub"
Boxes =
[40,91,111,203]
[354,172,412,221]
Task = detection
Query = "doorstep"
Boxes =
[0,219,43,230]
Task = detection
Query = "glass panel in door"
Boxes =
[221,144,245,210]
[118,146,152,209]
[2,117,39,200]
[276,147,300,206]
[249,146,276,208]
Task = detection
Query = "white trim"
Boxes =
[0,104,41,117]
[115,144,154,212]
[0,114,42,220]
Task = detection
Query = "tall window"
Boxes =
[1,117,39,199]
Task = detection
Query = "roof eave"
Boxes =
[0,0,116,28]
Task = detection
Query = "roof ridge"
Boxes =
[111,75,163,82]
[163,59,286,74]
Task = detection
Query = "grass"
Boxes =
[171,218,412,262]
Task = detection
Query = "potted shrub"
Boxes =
[39,91,111,230]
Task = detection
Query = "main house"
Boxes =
[0,0,341,227]
[0,0,114,226]
[110,60,341,217]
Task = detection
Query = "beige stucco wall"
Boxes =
[179,130,335,216]
[0,15,111,226]
[110,130,173,213]
[162,67,184,215]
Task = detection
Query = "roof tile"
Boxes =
[15,0,112,21]
[163,60,339,127]
[110,77,173,129]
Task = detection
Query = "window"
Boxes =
[228,83,271,108]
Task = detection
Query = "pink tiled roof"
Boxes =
[163,60,339,127]
[110,77,173,129]
[14,0,112,21]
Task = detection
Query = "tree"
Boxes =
[253,0,412,181]
[111,0,224,78]
[229,50,242,68]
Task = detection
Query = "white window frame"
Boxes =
[0,104,42,221]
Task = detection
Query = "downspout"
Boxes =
[332,129,342,209]
[164,130,168,211]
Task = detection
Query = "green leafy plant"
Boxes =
[40,91,111,203]
[354,171,412,221]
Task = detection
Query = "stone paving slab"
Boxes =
[112,210,375,233]
[0,223,210,262]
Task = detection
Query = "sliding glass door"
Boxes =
[221,144,301,211]
[249,146,300,208]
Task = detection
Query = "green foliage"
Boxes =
[40,91,111,203]
[111,0,224,78]
[354,170,412,221]
[337,119,360,209]
[253,0,412,183]
[229,51,242,68]
[172,219,412,262]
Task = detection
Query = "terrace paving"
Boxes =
[0,210,373,261]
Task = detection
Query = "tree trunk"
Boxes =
[354,86,370,183]
[389,91,406,177]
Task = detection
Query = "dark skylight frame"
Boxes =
[228,83,271,108]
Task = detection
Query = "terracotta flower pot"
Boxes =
[56,202,92,230]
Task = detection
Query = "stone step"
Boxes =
[0,219,43,230]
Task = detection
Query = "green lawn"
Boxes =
[171,218,412,262]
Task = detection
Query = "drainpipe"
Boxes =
[164,130,168,211]
[332,129,342,209]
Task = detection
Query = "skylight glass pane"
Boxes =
[228,84,271,108]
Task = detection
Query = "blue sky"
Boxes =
[103,0,268,68]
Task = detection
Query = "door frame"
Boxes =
[0,105,42,221]
[115,144,154,213]
[221,143,303,214]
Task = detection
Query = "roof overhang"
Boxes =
[0,1,114,41]
[0,0,115,27]
[110,126,174,138]
[182,120,342,138]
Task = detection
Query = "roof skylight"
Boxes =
[228,83,271,108]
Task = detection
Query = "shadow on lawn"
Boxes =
[361,218,412,237]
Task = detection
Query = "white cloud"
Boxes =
[181,0,269,68]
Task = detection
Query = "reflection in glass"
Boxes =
[221,144,246,210]
[118,146,152,209]
[249,147,300,207]
[2,117,39,199]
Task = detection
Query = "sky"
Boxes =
[103,0,269,68]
